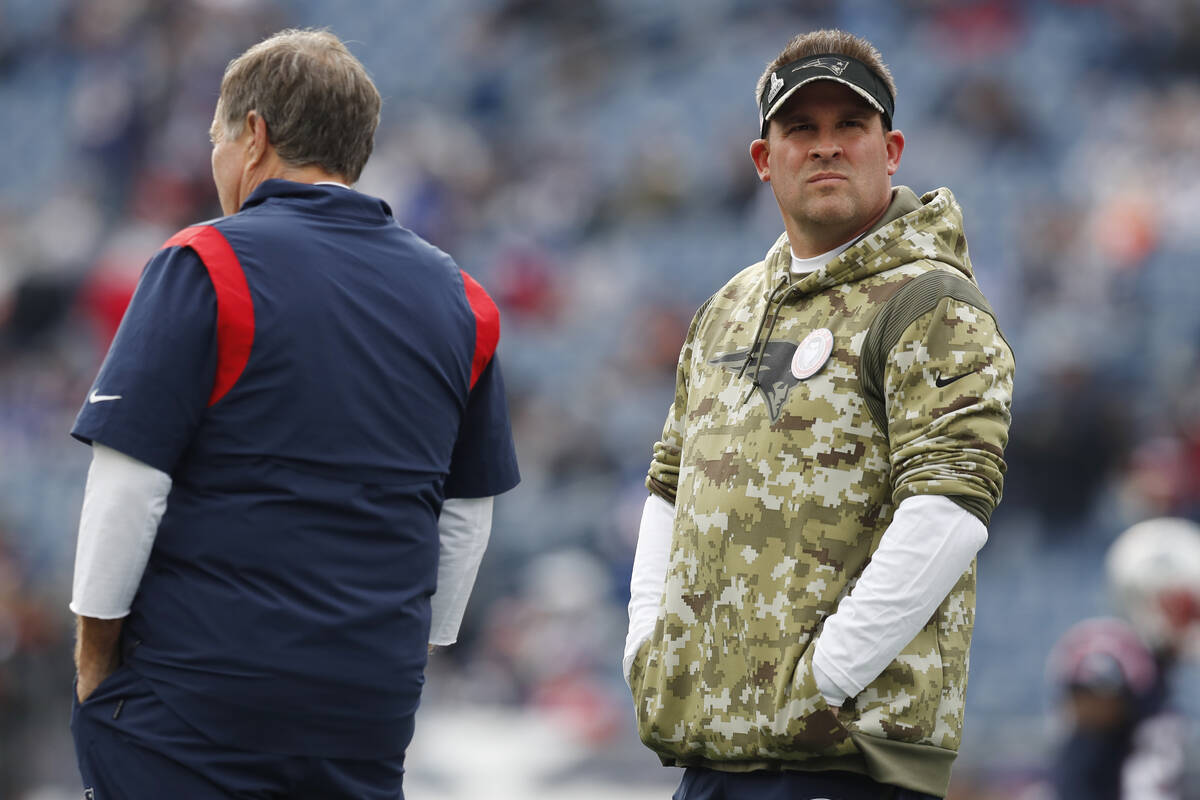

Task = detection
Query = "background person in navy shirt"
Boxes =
[67,28,519,800]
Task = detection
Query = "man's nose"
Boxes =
[809,141,842,159]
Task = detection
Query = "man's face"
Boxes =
[210,105,248,216]
[751,81,904,254]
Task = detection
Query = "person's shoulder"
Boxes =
[398,226,459,270]
[157,215,228,246]
[386,228,471,295]
[150,219,247,275]
[681,259,767,339]
[712,258,767,302]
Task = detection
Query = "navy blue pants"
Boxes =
[70,665,407,799]
[673,767,942,800]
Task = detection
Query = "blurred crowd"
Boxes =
[2,0,1200,797]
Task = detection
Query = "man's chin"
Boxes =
[800,199,858,229]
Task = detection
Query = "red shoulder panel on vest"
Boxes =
[460,271,500,390]
[163,226,255,407]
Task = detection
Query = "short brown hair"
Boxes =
[217,29,381,183]
[755,30,896,129]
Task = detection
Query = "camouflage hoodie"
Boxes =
[630,186,1014,797]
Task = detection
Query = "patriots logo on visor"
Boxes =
[795,56,850,76]
[767,71,785,102]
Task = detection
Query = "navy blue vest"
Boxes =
[74,180,518,757]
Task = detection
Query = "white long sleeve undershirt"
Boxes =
[70,444,495,647]
[428,496,493,647]
[70,443,172,619]
[622,492,987,704]
[811,494,987,705]
[623,493,675,684]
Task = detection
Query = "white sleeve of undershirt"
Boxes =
[623,493,674,685]
[69,443,172,619]
[428,496,494,647]
[811,494,988,707]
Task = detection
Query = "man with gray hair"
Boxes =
[625,29,1013,799]
[68,29,518,799]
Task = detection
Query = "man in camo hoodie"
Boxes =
[624,29,1014,800]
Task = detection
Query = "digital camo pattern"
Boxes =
[633,187,1014,788]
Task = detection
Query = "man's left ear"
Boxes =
[885,128,905,177]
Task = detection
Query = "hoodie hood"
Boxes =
[763,186,974,295]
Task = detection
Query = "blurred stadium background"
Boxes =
[1,0,1199,797]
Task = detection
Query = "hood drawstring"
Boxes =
[739,275,799,405]
[751,283,800,389]
[734,275,792,379]
[738,276,789,380]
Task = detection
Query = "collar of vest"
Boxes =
[240,179,394,222]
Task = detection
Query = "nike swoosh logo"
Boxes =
[88,390,123,403]
[934,369,977,388]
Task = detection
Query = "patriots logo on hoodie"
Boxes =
[710,341,803,423]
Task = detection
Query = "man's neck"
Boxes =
[787,196,892,258]
[275,163,349,186]
[237,162,350,210]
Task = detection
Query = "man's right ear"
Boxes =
[750,138,771,183]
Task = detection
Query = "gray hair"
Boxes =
[217,29,381,182]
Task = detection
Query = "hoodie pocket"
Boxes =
[762,644,857,758]
[632,632,858,763]
[849,623,944,745]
